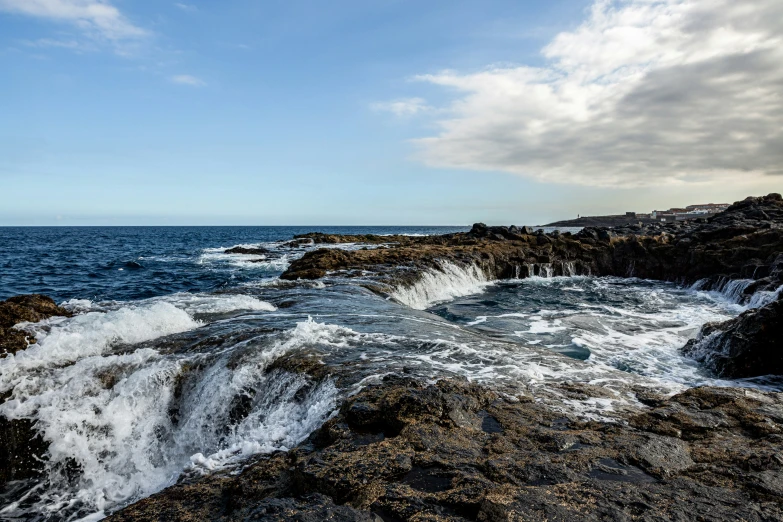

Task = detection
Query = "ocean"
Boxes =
[0,226,777,521]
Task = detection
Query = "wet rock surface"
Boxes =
[0,294,71,358]
[111,377,783,521]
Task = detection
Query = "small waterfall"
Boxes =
[514,264,521,279]
[391,262,492,310]
[0,314,338,520]
[542,264,553,278]
[562,261,576,277]
[719,278,754,303]
[527,264,535,278]
[745,284,783,309]
[690,279,709,291]
[690,277,779,309]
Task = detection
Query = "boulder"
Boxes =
[683,293,783,378]
[0,294,72,358]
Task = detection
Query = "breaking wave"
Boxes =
[0,317,339,520]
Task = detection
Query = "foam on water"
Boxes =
[391,262,492,310]
[432,276,764,389]
[63,293,277,315]
[1,302,200,394]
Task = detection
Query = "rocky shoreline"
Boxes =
[111,376,783,521]
[1,194,782,520]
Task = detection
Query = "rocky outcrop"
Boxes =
[110,377,783,521]
[280,194,783,287]
[544,214,658,228]
[0,417,48,489]
[224,246,270,255]
[684,292,783,378]
[0,295,71,488]
[0,294,71,358]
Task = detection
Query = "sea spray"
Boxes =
[0,294,292,520]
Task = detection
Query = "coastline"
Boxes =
[1,194,781,520]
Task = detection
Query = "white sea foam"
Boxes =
[1,302,200,393]
[391,262,491,310]
[154,293,277,314]
[2,294,277,395]
[523,319,567,334]
[198,244,293,271]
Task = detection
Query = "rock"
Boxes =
[224,246,270,255]
[0,295,73,488]
[110,377,783,521]
[0,417,48,488]
[683,294,783,378]
[0,294,72,358]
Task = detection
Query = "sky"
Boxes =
[1,0,781,226]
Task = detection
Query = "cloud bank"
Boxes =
[411,0,783,187]
[0,0,146,41]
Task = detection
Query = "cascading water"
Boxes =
[390,261,491,310]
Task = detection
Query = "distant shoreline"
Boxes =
[542,215,658,228]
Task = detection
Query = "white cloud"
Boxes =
[170,74,205,86]
[174,3,197,13]
[372,97,430,117]
[0,0,146,41]
[408,0,783,187]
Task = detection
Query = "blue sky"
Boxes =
[1,0,781,225]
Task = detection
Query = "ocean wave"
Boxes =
[1,302,200,394]
[3,294,277,394]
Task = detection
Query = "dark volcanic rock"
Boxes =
[0,295,71,488]
[683,293,783,378]
[0,418,48,488]
[224,246,270,255]
[110,377,783,521]
[0,294,72,358]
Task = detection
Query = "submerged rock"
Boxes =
[224,246,270,255]
[110,377,783,521]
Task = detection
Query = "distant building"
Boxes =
[626,212,636,217]
[686,203,730,214]
[652,202,729,222]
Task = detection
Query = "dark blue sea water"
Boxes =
[0,225,776,521]
[0,226,466,302]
